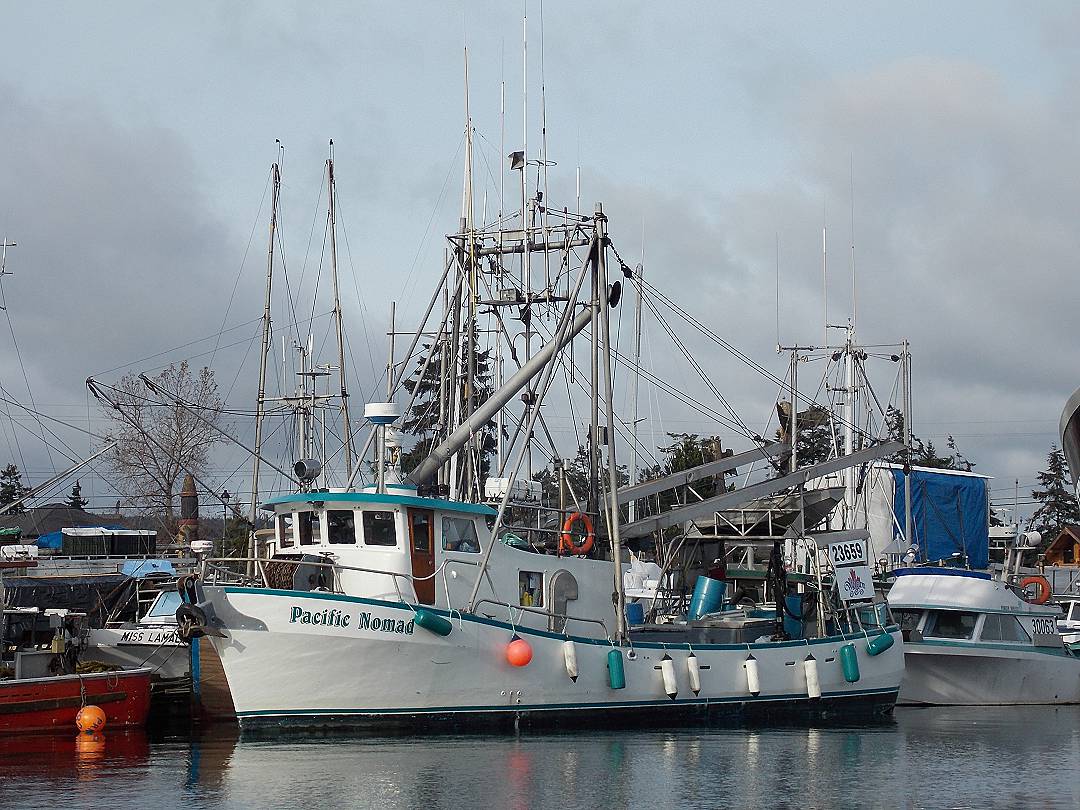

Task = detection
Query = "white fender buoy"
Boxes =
[660,653,678,700]
[744,654,760,696]
[687,652,701,695]
[803,654,821,699]
[562,639,578,682]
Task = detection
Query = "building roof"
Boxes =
[0,502,137,539]
[1047,524,1080,555]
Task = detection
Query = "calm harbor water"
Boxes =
[2,707,1078,809]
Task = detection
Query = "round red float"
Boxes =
[506,637,533,667]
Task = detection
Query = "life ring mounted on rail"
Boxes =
[559,512,595,555]
[1018,575,1052,605]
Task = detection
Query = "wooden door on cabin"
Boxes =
[408,508,436,605]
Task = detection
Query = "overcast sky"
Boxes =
[1,2,1077,521]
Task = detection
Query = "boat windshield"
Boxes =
[924,610,978,640]
[142,591,182,623]
[894,609,923,632]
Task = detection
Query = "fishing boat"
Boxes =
[85,589,190,696]
[889,568,1080,705]
[1,608,152,733]
[167,104,909,728]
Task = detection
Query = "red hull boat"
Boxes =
[0,667,152,733]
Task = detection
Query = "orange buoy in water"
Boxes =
[75,705,107,734]
[506,636,533,667]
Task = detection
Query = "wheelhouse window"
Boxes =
[924,610,978,640]
[519,572,544,607]
[278,513,295,548]
[327,510,356,545]
[980,613,1031,643]
[362,510,398,547]
[297,511,321,546]
[442,516,481,553]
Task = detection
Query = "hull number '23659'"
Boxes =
[829,540,867,567]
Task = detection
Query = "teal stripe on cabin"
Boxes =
[235,687,900,718]
[909,638,1076,658]
[222,586,898,651]
[262,491,497,516]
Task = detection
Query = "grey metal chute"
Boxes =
[1060,386,1080,488]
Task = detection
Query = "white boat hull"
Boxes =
[204,586,904,729]
[898,641,1080,705]
[86,626,191,683]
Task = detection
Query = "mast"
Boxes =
[249,159,280,562]
[596,204,627,642]
[628,262,644,523]
[903,340,913,545]
[327,141,353,481]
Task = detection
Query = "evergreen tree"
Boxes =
[1030,445,1080,545]
[399,329,497,488]
[532,444,629,508]
[66,479,89,510]
[882,406,974,471]
[0,463,29,515]
[774,403,834,474]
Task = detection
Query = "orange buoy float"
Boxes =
[1019,575,1052,605]
[75,705,107,734]
[506,636,533,667]
[559,512,595,555]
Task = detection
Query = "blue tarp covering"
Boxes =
[891,469,989,569]
[35,524,128,550]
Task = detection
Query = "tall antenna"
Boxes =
[327,140,353,480]
[822,203,828,347]
[774,232,780,348]
[850,155,857,334]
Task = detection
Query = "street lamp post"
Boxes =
[221,489,231,557]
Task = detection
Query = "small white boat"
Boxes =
[889,568,1080,705]
[1056,596,1080,647]
[86,590,190,690]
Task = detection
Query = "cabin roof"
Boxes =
[262,491,497,517]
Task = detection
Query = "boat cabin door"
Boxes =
[408,509,436,605]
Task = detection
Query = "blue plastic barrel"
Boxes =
[783,594,804,640]
[688,576,727,620]
[625,602,645,625]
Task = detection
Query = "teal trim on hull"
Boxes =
[262,491,497,516]
[235,687,900,719]
[220,586,899,651]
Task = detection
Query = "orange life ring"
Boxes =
[560,512,595,555]
[1019,575,1052,605]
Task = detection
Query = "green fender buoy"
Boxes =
[839,642,860,683]
[607,648,626,689]
[866,632,894,657]
[413,609,452,637]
